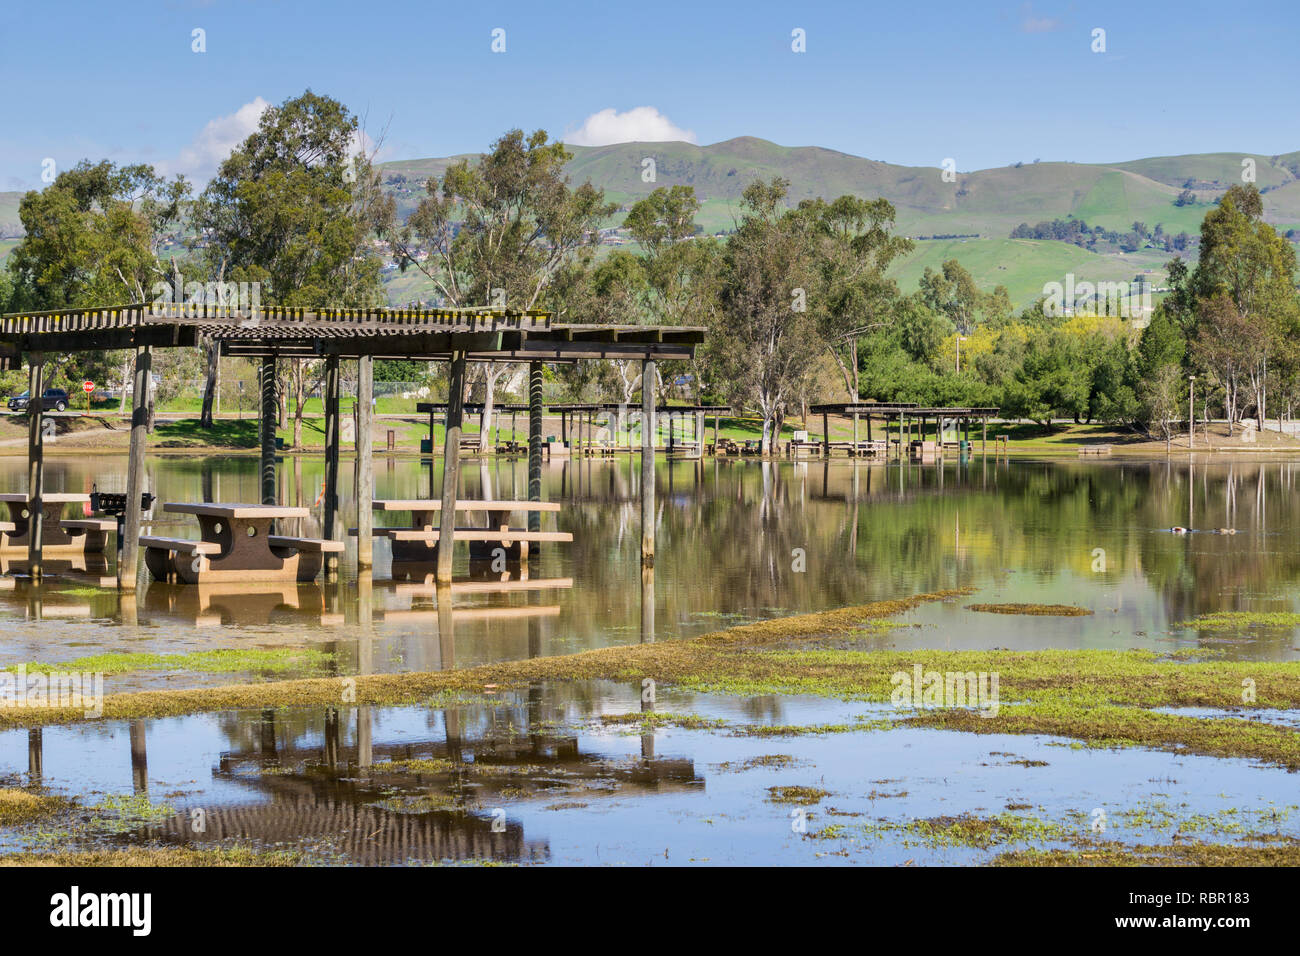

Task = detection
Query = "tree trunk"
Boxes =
[119,354,131,415]
[200,337,220,428]
[293,359,305,449]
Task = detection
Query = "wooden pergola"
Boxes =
[0,303,702,586]
[807,402,999,456]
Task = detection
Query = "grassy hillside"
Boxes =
[378,139,1300,241]
[889,238,1169,308]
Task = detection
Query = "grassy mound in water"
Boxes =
[1,586,1298,768]
[0,789,68,824]
[966,603,1093,616]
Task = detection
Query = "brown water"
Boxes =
[0,453,1298,688]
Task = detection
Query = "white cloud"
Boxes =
[161,97,270,181]
[1019,2,1062,33]
[563,107,696,147]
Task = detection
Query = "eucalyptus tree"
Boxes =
[1188,185,1298,427]
[6,159,189,401]
[189,90,390,430]
[715,178,823,453]
[392,129,614,447]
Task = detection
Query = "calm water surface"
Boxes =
[2,453,1299,864]
[0,453,1297,681]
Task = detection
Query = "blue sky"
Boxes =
[1,0,1296,190]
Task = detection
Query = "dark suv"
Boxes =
[8,388,70,412]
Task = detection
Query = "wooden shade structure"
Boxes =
[0,303,702,585]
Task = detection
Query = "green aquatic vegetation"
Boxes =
[730,718,894,738]
[597,712,727,731]
[1176,611,1300,631]
[992,839,1300,867]
[966,603,1093,617]
[8,647,336,677]
[767,786,829,805]
[2,587,1296,774]
[818,813,1067,849]
[910,703,1300,770]
[90,793,177,834]
[712,754,802,773]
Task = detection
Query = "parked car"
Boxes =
[8,388,71,412]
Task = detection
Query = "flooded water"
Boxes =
[0,453,1297,685]
[3,452,1299,865]
[3,682,1297,865]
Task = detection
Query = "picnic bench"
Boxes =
[365,499,571,564]
[0,492,103,554]
[140,503,343,584]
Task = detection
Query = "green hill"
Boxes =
[379,139,1300,240]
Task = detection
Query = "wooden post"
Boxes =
[528,362,543,533]
[119,346,151,590]
[982,417,988,454]
[852,409,859,451]
[322,355,341,576]
[713,413,720,455]
[436,352,467,583]
[696,410,704,459]
[356,355,374,567]
[25,355,44,579]
[641,359,656,567]
[822,410,830,458]
[259,356,277,505]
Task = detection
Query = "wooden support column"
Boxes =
[528,362,544,533]
[322,355,341,576]
[25,355,44,579]
[696,410,704,459]
[356,355,374,567]
[436,352,467,583]
[119,346,151,590]
[259,356,277,505]
[852,409,859,449]
[822,410,830,458]
[641,359,656,567]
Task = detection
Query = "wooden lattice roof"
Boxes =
[0,303,704,365]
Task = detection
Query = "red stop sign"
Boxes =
[82,381,94,393]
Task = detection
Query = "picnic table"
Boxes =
[368,499,572,564]
[139,502,342,584]
[0,492,114,554]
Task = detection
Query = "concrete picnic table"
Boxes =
[0,492,113,554]
[140,502,342,584]
[369,499,571,564]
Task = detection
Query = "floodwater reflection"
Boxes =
[0,455,1297,677]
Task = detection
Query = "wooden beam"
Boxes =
[323,355,341,577]
[119,345,151,590]
[25,354,44,579]
[528,361,543,534]
[259,357,277,506]
[641,359,656,568]
[436,351,467,583]
[356,355,374,568]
